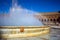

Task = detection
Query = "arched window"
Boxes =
[47,19,49,22]
[57,17,60,23]
[50,19,52,21]
[44,19,46,22]
[53,19,56,22]
[42,19,43,22]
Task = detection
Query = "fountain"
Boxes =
[0,0,50,40]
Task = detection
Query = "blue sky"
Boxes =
[0,0,60,14]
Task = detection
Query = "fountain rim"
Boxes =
[0,26,49,29]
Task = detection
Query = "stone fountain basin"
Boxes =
[0,26,49,38]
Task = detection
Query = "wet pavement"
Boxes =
[50,28,60,40]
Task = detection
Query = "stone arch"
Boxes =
[47,19,49,22]
[41,19,43,22]
[53,19,56,22]
[44,19,46,22]
[50,19,52,21]
[57,17,60,23]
